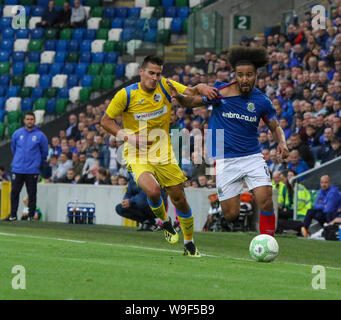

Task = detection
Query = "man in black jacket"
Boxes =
[290,133,315,168]
[54,1,71,29]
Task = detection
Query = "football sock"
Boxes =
[176,208,194,242]
[147,197,167,222]
[259,210,276,236]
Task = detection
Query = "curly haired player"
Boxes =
[168,47,289,236]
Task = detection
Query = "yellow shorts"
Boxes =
[127,162,187,188]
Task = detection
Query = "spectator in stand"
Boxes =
[58,168,76,184]
[36,0,59,28]
[118,175,128,186]
[262,148,272,167]
[279,117,292,140]
[319,127,335,163]
[290,133,315,168]
[258,132,270,150]
[54,1,71,29]
[287,149,309,176]
[108,136,120,175]
[197,175,208,188]
[78,149,99,184]
[301,175,341,237]
[52,152,73,182]
[269,149,285,173]
[95,135,110,169]
[0,165,9,181]
[332,116,341,140]
[70,0,86,28]
[73,152,86,181]
[48,136,61,159]
[94,167,111,185]
[267,130,278,150]
[65,114,79,138]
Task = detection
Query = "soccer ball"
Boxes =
[249,234,279,262]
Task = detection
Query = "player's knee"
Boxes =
[222,208,240,222]
[258,197,273,212]
[146,186,161,202]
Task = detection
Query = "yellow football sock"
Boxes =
[148,198,167,221]
[177,215,194,241]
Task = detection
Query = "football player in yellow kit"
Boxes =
[101,55,218,257]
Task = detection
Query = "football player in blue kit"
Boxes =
[167,46,289,236]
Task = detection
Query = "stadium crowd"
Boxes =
[33,4,341,194]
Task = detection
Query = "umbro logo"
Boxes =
[185,224,193,230]
[137,99,145,104]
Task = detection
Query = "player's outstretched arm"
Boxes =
[266,119,289,160]
[166,79,206,108]
[184,83,218,100]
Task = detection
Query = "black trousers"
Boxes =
[10,173,38,218]
[115,204,155,224]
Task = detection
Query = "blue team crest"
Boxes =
[247,102,256,113]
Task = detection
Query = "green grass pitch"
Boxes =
[0,221,340,300]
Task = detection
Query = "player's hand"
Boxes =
[122,199,130,208]
[277,142,289,160]
[166,79,180,102]
[126,133,153,151]
[197,84,218,100]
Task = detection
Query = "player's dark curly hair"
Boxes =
[228,46,268,70]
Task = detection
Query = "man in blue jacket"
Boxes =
[6,112,48,221]
[301,175,341,237]
[116,175,168,231]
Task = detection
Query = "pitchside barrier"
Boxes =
[0,181,11,220]
[10,183,278,232]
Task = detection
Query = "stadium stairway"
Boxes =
[164,37,187,63]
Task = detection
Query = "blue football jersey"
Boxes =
[206,81,276,159]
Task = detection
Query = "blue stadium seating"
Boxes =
[12,62,25,74]
[31,6,44,17]
[121,28,135,41]
[80,51,91,63]
[69,39,80,52]
[0,17,12,29]
[37,0,50,6]
[81,75,94,87]
[58,87,69,99]
[116,7,128,18]
[23,6,32,16]
[39,74,52,88]
[104,7,116,19]
[105,51,119,64]
[165,6,177,18]
[75,63,88,77]
[0,109,5,122]
[2,27,15,39]
[0,74,11,86]
[16,28,30,39]
[0,39,13,51]
[171,17,183,33]
[84,29,96,40]
[44,39,57,51]
[124,17,138,29]
[56,40,69,51]
[177,6,189,18]
[28,51,41,62]
[80,39,92,51]
[62,63,76,75]
[31,86,44,100]
[5,0,18,4]
[162,0,174,6]
[144,28,157,42]
[31,28,44,39]
[0,51,10,62]
[50,63,63,76]
[111,17,124,28]
[54,51,67,63]
[67,74,79,87]
[72,28,85,40]
[0,6,3,18]
[6,86,20,98]
[21,98,34,111]
[0,86,6,97]
[46,98,57,113]
[92,52,105,63]
[127,7,141,18]
[37,63,50,75]
[115,64,126,78]
[134,29,144,40]
[0,97,6,110]
[12,52,25,62]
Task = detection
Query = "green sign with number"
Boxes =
[234,15,251,30]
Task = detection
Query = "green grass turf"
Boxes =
[0,221,340,300]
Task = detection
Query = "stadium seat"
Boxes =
[68,86,82,102]
[91,52,104,63]
[0,17,12,29]
[0,51,10,63]
[7,110,22,124]
[103,7,116,19]
[55,98,68,115]
[177,6,189,18]
[37,63,50,75]
[44,87,58,98]
[24,74,40,87]
[0,39,14,51]
[80,39,92,52]
[46,98,56,114]
[44,27,59,40]
[60,28,72,40]
[28,51,41,62]
[14,39,29,51]
[21,0,35,6]
[62,63,75,75]
[52,74,67,88]
[34,109,45,125]
[54,51,66,63]
[0,62,10,74]
[105,51,119,64]
[29,39,43,51]
[91,75,102,90]
[80,51,91,63]
[18,86,32,98]
[84,29,96,40]
[152,6,164,18]
[158,17,172,30]
[135,0,147,6]
[12,52,25,62]
[75,63,88,77]
[21,97,34,112]
[34,97,47,110]
[175,0,188,5]
[165,6,176,18]
[12,62,25,75]
[40,51,55,64]
[116,7,127,18]
[6,86,20,98]
[115,64,126,78]
[24,62,38,75]
[58,87,69,99]
[140,7,155,18]
[91,39,105,52]
[0,97,5,110]
[103,40,116,52]
[11,74,24,86]
[31,6,44,17]
[125,62,139,79]
[88,63,102,75]
[50,62,63,76]
[101,74,115,90]
[39,74,52,88]
[0,121,6,139]
[84,0,100,7]
[1,27,15,40]
[72,28,85,40]
[128,7,141,18]
[28,16,41,29]
[44,39,57,51]
[96,28,109,40]
[144,28,157,42]
[68,39,80,52]
[157,29,171,44]
[79,87,91,101]
[0,86,6,98]
[31,28,44,39]
[121,28,134,41]
[56,40,69,51]
[101,63,115,75]
[124,17,138,29]
[111,17,124,28]
[189,0,200,6]
[162,0,173,6]
[67,74,79,87]
[87,17,101,29]
[16,28,30,39]
[90,7,103,18]
[99,17,110,29]
[133,29,144,40]
[149,0,160,5]
[8,122,21,137]
[170,17,183,33]
[65,51,78,63]
[5,97,21,112]
[31,86,44,100]
[80,75,94,87]
[108,28,122,41]
[0,74,11,86]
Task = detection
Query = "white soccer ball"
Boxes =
[249,234,279,262]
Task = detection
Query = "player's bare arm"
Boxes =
[166,79,207,108]
[183,83,218,100]
[266,118,289,160]
[100,113,150,149]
